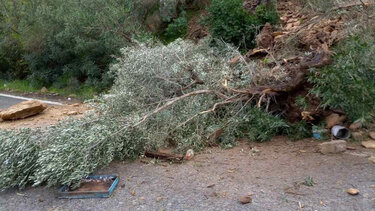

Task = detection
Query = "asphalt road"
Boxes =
[0,95,24,109]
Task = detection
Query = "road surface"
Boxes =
[0,95,24,109]
[0,93,62,109]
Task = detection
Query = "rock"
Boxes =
[156,197,164,202]
[256,23,274,49]
[38,197,44,202]
[347,188,359,195]
[369,156,375,164]
[207,183,216,188]
[66,111,78,116]
[239,195,252,204]
[361,140,375,149]
[349,121,362,130]
[40,87,48,93]
[369,132,375,140]
[318,140,346,154]
[351,131,364,142]
[0,100,47,120]
[325,113,346,128]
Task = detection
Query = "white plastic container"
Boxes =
[331,125,350,139]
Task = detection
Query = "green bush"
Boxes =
[236,107,289,142]
[164,11,188,42]
[205,0,278,49]
[309,34,375,121]
[0,0,149,90]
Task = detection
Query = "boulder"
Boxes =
[325,113,346,129]
[361,140,375,149]
[318,140,346,154]
[0,100,47,120]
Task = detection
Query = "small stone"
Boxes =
[239,195,252,204]
[72,103,80,107]
[346,146,356,150]
[369,132,375,140]
[39,197,44,202]
[319,140,347,154]
[156,197,164,202]
[351,132,364,142]
[349,121,362,130]
[361,140,375,149]
[368,156,375,164]
[130,190,136,196]
[347,188,359,195]
[41,87,48,93]
[207,183,216,188]
[66,111,78,116]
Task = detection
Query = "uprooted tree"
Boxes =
[0,0,374,190]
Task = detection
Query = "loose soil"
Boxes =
[0,104,89,130]
[1,138,375,210]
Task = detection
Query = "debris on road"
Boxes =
[144,150,184,161]
[58,175,119,199]
[319,140,347,154]
[206,183,216,188]
[331,125,350,140]
[66,111,79,116]
[368,156,375,164]
[347,188,360,195]
[239,195,252,204]
[369,132,375,140]
[0,100,47,120]
[185,149,195,160]
[361,140,375,149]
[156,196,164,202]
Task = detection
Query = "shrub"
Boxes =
[0,0,149,90]
[164,11,188,42]
[205,0,278,49]
[309,34,375,121]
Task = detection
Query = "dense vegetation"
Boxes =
[0,0,147,91]
[1,0,374,191]
[206,0,278,49]
[309,32,375,121]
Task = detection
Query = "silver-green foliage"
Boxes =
[0,129,40,189]
[0,39,291,189]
